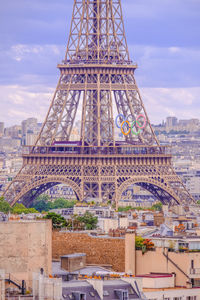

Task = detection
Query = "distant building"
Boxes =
[4,125,21,139]
[21,117,38,145]
[26,132,38,145]
[0,122,4,137]
[186,175,200,201]
[166,116,178,128]
[0,136,21,149]
[45,184,75,199]
[21,119,27,145]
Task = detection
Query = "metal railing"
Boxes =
[5,273,32,295]
[22,145,171,156]
[62,59,135,66]
[190,268,200,275]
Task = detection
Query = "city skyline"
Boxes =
[0,0,200,126]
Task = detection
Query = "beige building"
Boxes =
[140,274,200,299]
[26,132,38,146]
[98,217,129,233]
[0,220,52,289]
[125,233,200,289]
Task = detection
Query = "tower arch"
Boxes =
[9,177,82,207]
[117,177,181,206]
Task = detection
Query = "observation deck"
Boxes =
[22,145,172,158]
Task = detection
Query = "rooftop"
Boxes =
[61,253,86,258]
[52,261,113,277]
[137,273,173,278]
[62,279,143,299]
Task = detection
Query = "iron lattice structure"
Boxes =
[3,0,194,207]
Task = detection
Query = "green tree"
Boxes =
[32,200,49,212]
[118,206,143,212]
[44,212,66,228]
[67,214,85,230]
[0,197,11,214]
[135,236,144,249]
[51,198,76,209]
[77,212,98,230]
[135,236,154,253]
[151,202,163,211]
[35,195,50,202]
[30,196,77,212]
[12,203,38,214]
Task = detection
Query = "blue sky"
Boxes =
[0,0,200,125]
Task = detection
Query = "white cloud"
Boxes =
[10,44,64,62]
[0,84,53,126]
[169,47,181,53]
[141,87,200,123]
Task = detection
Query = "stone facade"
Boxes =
[0,220,52,289]
[53,231,200,288]
[52,231,125,272]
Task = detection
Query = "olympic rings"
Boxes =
[121,120,131,136]
[115,113,147,136]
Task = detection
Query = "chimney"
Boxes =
[125,231,135,275]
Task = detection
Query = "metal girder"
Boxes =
[2,158,194,207]
[66,0,130,63]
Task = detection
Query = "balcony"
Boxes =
[22,145,172,157]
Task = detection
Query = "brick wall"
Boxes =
[52,231,125,272]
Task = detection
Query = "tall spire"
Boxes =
[65,0,130,64]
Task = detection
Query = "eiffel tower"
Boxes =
[2,0,194,207]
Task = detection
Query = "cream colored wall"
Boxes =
[135,248,200,287]
[98,218,118,233]
[0,220,52,289]
[119,217,128,228]
[105,218,118,232]
[0,270,5,300]
[142,276,175,289]
[125,232,135,275]
[144,288,200,300]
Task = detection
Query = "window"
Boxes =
[103,291,109,296]
[72,292,86,300]
[80,294,86,300]
[115,289,129,300]
[186,297,197,300]
[122,291,128,300]
[191,260,194,269]
[174,298,182,300]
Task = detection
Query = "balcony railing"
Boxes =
[22,145,171,156]
[190,268,200,275]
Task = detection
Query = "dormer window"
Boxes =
[115,289,129,300]
[72,292,86,300]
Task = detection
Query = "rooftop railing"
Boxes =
[190,268,200,275]
[62,59,135,66]
[22,145,171,156]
